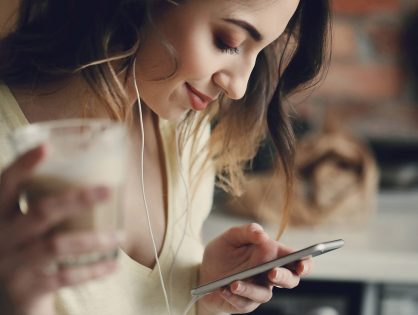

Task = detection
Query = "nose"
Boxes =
[212,58,255,100]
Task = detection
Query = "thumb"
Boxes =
[222,223,269,247]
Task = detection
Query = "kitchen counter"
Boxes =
[202,190,418,284]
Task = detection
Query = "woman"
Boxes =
[0,0,330,314]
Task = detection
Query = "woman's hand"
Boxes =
[0,146,122,315]
[198,223,311,314]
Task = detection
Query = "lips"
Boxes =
[186,83,213,111]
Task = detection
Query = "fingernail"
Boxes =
[232,282,241,293]
[274,270,283,282]
[250,222,263,232]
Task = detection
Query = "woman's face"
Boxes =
[135,0,299,120]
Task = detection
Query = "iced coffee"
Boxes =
[9,119,128,266]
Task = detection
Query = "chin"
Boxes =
[142,98,189,122]
[156,107,190,122]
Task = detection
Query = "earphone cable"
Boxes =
[133,59,172,315]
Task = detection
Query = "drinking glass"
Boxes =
[8,119,129,265]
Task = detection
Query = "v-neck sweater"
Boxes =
[0,83,215,315]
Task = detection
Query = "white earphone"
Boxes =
[132,57,204,315]
[132,58,172,315]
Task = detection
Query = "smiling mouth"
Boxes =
[185,83,214,111]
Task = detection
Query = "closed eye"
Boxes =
[215,36,240,55]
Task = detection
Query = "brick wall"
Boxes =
[293,0,418,144]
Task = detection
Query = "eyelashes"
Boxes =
[215,36,240,55]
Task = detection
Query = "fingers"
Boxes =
[45,258,118,289]
[295,258,313,276]
[1,230,122,277]
[0,145,46,218]
[223,223,269,247]
[219,281,273,313]
[46,230,122,257]
[217,266,304,313]
[1,230,122,308]
[230,281,273,303]
[274,243,295,257]
[29,186,110,237]
[0,187,109,253]
[278,257,313,276]
[268,267,301,288]
[8,257,118,308]
[0,146,121,312]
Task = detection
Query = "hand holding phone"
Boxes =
[191,239,344,296]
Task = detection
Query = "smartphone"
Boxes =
[191,239,344,297]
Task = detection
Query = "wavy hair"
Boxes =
[0,0,331,236]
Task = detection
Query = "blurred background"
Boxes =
[294,0,418,192]
[204,0,418,315]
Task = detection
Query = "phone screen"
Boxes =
[191,239,344,296]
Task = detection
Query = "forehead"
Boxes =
[196,0,299,42]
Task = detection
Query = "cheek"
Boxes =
[136,34,177,80]
[170,28,216,79]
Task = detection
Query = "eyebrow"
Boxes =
[223,18,263,42]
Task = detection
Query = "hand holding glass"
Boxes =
[9,119,128,266]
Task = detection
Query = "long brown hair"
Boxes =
[0,0,331,236]
[199,0,331,236]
